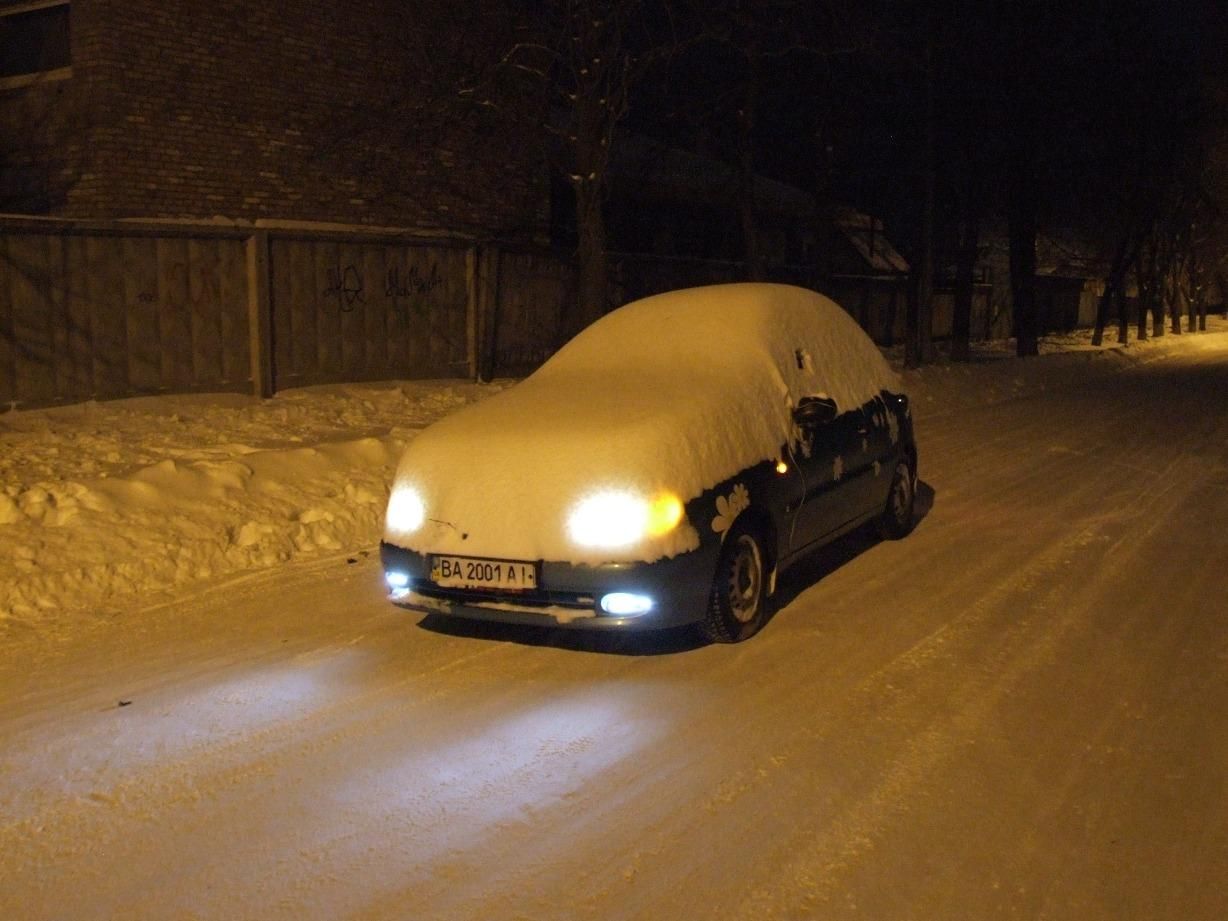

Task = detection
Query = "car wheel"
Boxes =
[702,524,769,643]
[879,458,916,540]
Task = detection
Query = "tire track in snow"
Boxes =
[724,464,1209,920]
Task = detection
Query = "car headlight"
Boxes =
[385,486,426,534]
[567,490,684,549]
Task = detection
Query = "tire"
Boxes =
[878,458,916,540]
[701,523,770,644]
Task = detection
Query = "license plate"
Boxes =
[431,555,537,592]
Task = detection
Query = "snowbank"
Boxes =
[0,381,507,637]
[0,313,1222,640]
[898,322,1223,421]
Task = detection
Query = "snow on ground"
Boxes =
[0,381,508,637]
[1,315,1224,642]
[2,313,1227,921]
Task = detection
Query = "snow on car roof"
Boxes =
[535,282,898,405]
[387,283,902,564]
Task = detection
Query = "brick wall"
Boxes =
[37,0,546,238]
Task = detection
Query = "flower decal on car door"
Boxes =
[711,483,751,537]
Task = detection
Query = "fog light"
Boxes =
[386,571,410,589]
[599,592,653,616]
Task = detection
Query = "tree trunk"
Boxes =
[1151,245,1165,337]
[1134,246,1148,341]
[1115,233,1144,345]
[1187,253,1201,331]
[1009,220,1039,356]
[951,216,978,362]
[904,273,921,368]
[1008,142,1040,356]
[906,37,937,368]
[1092,225,1136,347]
[1186,274,1197,332]
[881,284,898,349]
[572,181,607,337]
[1091,279,1112,347]
[1169,264,1183,334]
[566,88,611,339]
[1003,24,1040,359]
[734,52,762,281]
[1188,248,1201,331]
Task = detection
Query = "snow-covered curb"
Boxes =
[1,318,1223,639]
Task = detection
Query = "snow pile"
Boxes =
[387,283,901,563]
[897,321,1225,422]
[0,381,506,634]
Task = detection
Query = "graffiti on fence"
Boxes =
[384,262,444,326]
[321,260,446,324]
[134,255,226,310]
[324,264,365,311]
[169,258,223,310]
[385,263,443,298]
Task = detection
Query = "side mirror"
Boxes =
[793,396,838,426]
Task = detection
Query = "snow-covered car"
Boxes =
[380,283,917,642]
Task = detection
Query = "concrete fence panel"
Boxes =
[489,247,571,377]
[1,224,252,408]
[0,218,574,410]
[267,236,475,388]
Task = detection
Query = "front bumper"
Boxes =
[379,541,715,631]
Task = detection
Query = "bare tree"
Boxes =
[299,1,547,241]
[1091,221,1145,347]
[905,26,936,368]
[683,2,864,283]
[490,0,679,336]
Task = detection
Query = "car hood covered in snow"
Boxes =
[385,283,901,564]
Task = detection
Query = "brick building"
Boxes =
[0,0,548,239]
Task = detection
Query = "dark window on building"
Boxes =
[1,2,70,79]
[1,162,56,213]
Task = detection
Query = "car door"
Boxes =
[786,398,864,552]
[842,395,893,520]
[787,396,891,552]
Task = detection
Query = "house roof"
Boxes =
[609,135,815,217]
[833,207,910,274]
[607,134,909,276]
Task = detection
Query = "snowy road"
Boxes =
[3,337,1228,920]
